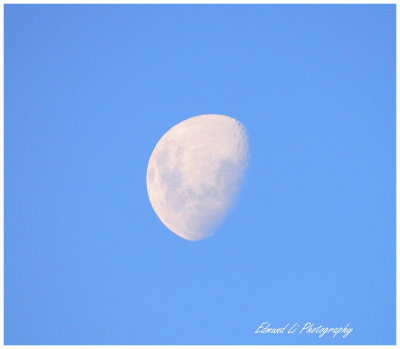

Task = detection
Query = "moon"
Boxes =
[146,114,249,241]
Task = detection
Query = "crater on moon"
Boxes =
[146,114,249,241]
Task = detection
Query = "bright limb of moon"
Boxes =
[146,114,249,241]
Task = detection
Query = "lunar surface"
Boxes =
[146,114,249,241]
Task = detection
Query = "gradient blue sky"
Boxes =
[5,4,395,345]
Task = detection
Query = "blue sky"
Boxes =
[5,4,395,345]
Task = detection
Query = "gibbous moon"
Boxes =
[146,114,249,241]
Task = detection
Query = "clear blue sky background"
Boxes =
[5,4,395,345]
